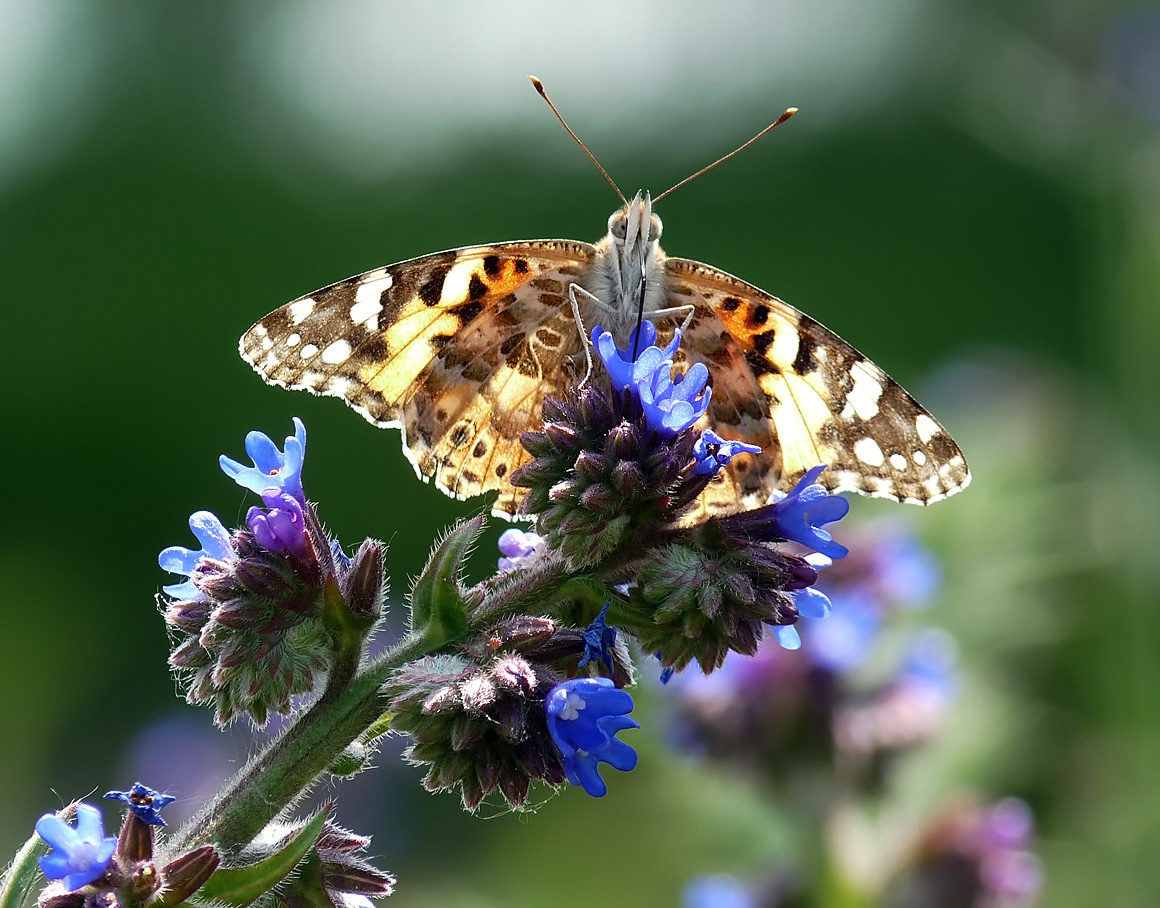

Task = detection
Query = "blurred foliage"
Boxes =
[2,2,1159,906]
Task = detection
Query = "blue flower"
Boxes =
[578,602,617,673]
[219,417,307,503]
[496,528,545,572]
[592,320,679,390]
[770,624,801,650]
[159,510,233,599]
[545,677,638,797]
[740,465,850,558]
[104,782,176,827]
[35,803,117,891]
[692,430,762,476]
[246,489,308,559]
[638,359,711,437]
[683,874,757,908]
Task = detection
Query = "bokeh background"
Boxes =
[3,1,1159,905]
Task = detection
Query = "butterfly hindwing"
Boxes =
[241,241,596,512]
[664,258,970,506]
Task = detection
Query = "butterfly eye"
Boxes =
[648,214,663,242]
[608,211,628,240]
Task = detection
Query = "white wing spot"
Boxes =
[261,336,274,351]
[321,338,352,365]
[847,361,884,420]
[854,437,885,467]
[300,343,319,359]
[913,450,927,465]
[286,333,301,347]
[889,453,908,470]
[915,414,940,443]
[288,298,315,325]
[350,296,384,325]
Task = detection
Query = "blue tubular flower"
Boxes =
[578,602,617,673]
[219,417,307,503]
[158,511,234,599]
[35,803,116,891]
[104,782,176,827]
[592,320,679,390]
[736,465,850,558]
[246,489,308,559]
[770,624,801,650]
[692,430,762,476]
[639,360,712,437]
[545,678,638,797]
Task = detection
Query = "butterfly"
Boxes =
[240,184,969,521]
[241,87,969,520]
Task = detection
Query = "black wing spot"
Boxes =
[417,266,450,306]
[751,329,776,356]
[468,273,489,301]
[747,304,770,327]
[450,300,484,325]
[483,255,502,276]
[721,297,742,312]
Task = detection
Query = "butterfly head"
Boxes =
[601,191,666,318]
[608,190,663,255]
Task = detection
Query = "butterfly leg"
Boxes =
[644,303,697,333]
[567,282,606,388]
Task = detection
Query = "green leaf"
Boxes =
[0,825,52,908]
[196,809,327,907]
[273,851,335,908]
[409,516,484,648]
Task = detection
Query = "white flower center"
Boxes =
[71,839,100,869]
[559,691,587,721]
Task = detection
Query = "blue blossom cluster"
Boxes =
[158,418,384,726]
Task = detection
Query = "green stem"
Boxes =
[171,633,431,856]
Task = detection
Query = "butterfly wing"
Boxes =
[664,258,971,511]
[242,241,596,516]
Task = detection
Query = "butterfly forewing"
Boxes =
[241,241,596,513]
[665,258,970,506]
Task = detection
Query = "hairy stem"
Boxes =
[171,633,431,856]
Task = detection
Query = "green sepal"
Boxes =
[274,850,334,908]
[0,824,53,908]
[408,516,484,648]
[196,808,327,907]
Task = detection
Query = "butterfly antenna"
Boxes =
[653,107,798,203]
[530,76,627,206]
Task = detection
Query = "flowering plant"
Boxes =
[2,319,861,908]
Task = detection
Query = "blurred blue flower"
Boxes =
[104,782,175,827]
[578,602,617,673]
[545,677,638,797]
[873,529,941,607]
[804,588,881,673]
[692,430,762,476]
[219,417,307,503]
[159,510,233,599]
[592,320,679,390]
[683,874,757,908]
[897,627,959,704]
[247,489,308,559]
[35,803,116,891]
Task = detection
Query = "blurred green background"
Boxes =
[3,2,1159,905]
